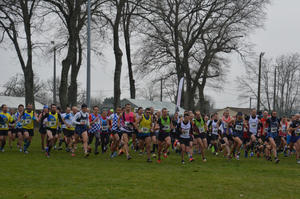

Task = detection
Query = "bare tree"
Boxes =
[136,0,269,111]
[0,0,39,106]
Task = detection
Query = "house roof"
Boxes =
[0,96,44,110]
[122,98,185,115]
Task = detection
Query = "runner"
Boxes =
[118,103,136,160]
[220,110,233,159]
[88,106,101,154]
[62,106,76,153]
[193,111,208,161]
[72,104,90,157]
[7,108,16,149]
[137,107,153,162]
[178,113,193,164]
[279,116,288,157]
[230,112,247,160]
[109,107,121,158]
[207,113,221,156]
[156,108,173,163]
[257,111,270,158]
[21,103,39,153]
[133,107,143,151]
[42,104,64,157]
[100,110,110,153]
[38,105,49,151]
[266,111,281,163]
[0,104,14,152]
[288,114,300,164]
[246,109,260,157]
[13,104,25,152]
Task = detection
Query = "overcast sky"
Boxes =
[0,0,300,109]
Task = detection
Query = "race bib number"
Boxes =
[250,123,257,129]
[80,120,87,125]
[142,127,149,133]
[212,128,218,134]
[224,123,228,129]
[235,125,242,131]
[48,121,56,127]
[102,125,108,131]
[199,127,205,133]
[271,127,277,133]
[183,129,189,135]
[24,119,31,125]
[1,124,8,129]
[162,125,170,131]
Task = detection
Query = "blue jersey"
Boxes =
[100,116,109,133]
[14,112,23,129]
[109,113,119,131]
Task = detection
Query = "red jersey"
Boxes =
[260,118,268,136]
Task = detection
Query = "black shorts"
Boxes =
[193,134,201,139]
[158,132,170,142]
[39,127,47,134]
[47,128,57,136]
[199,133,207,140]
[224,134,233,141]
[179,137,190,147]
[63,129,74,137]
[14,128,23,134]
[150,132,156,137]
[23,129,34,137]
[210,134,218,141]
[0,130,8,136]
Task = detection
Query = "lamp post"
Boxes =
[86,0,91,108]
[51,41,56,104]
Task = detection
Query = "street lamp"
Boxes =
[51,41,56,105]
[86,0,91,108]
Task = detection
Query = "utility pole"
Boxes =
[86,0,91,108]
[160,78,163,102]
[273,67,277,111]
[250,97,252,109]
[257,52,265,112]
[51,41,56,105]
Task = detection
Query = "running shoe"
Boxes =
[24,150,29,154]
[127,155,132,160]
[71,153,76,157]
[297,160,300,164]
[152,153,157,158]
[157,159,161,164]
[147,158,152,163]
[181,160,185,164]
[189,157,194,162]
[275,158,280,164]
[236,155,240,160]
[163,152,168,158]
[202,158,207,162]
[250,152,254,157]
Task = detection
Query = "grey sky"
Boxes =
[0,0,300,109]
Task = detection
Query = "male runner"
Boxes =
[88,106,101,154]
[288,114,300,164]
[193,111,208,162]
[100,110,110,153]
[109,107,121,158]
[0,104,14,152]
[178,113,193,164]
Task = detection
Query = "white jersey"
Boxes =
[211,120,219,135]
[180,121,191,139]
[249,115,259,134]
[61,113,66,129]
[72,111,89,127]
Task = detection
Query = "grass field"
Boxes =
[1,134,300,199]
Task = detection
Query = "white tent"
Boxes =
[0,96,44,110]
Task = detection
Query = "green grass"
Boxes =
[1,134,300,199]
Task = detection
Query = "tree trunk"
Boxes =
[113,0,126,110]
[23,66,34,106]
[198,85,205,113]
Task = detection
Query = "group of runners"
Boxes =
[1,103,300,164]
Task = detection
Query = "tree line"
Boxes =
[0,0,270,113]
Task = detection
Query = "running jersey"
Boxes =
[120,112,134,132]
[280,121,288,136]
[267,117,280,135]
[289,120,300,136]
[248,115,259,134]
[63,113,75,131]
[193,118,205,135]
[233,120,244,134]
[158,116,171,133]
[139,114,152,133]
[109,113,119,131]
[180,121,191,139]
[61,113,66,129]
[172,117,178,134]
[14,111,23,129]
[22,110,35,130]
[100,116,109,132]
[47,112,59,129]
[0,112,13,130]
[221,116,231,134]
[210,120,219,135]
[259,118,268,136]
[73,111,89,127]
[89,113,100,133]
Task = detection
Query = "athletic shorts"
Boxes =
[224,133,233,141]
[266,133,278,140]
[111,129,119,134]
[75,126,88,136]
[210,134,218,141]
[23,129,34,137]
[287,135,291,145]
[158,132,170,142]
[14,128,23,134]
[199,133,207,140]
[150,132,156,137]
[291,135,300,143]
[179,137,190,147]
[47,128,57,136]
[138,133,150,140]
[233,132,243,140]
[39,127,47,134]
[57,128,62,134]
[193,134,201,139]
[63,129,75,137]
[0,130,8,136]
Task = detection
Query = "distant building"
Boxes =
[213,107,252,117]
[121,98,185,115]
[0,96,44,110]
